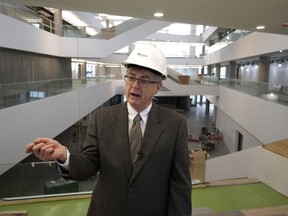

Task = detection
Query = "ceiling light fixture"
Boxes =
[256,25,265,30]
[154,12,164,17]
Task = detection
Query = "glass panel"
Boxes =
[0,78,112,110]
[0,162,97,200]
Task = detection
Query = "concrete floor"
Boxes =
[183,104,230,159]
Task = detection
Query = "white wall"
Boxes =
[240,65,259,82]
[160,78,220,96]
[206,146,288,197]
[209,86,288,147]
[235,61,288,86]
[204,32,288,65]
[0,14,170,59]
[0,14,76,57]
[269,62,288,86]
[215,108,262,152]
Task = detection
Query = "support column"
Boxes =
[215,63,221,79]
[205,99,210,113]
[212,106,217,125]
[202,45,206,56]
[207,65,212,76]
[193,95,198,106]
[199,66,205,105]
[54,9,63,36]
[205,64,211,112]
[99,65,106,76]
[80,62,87,78]
[95,64,100,76]
[258,56,270,83]
[227,61,237,79]
[190,46,196,58]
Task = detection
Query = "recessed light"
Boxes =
[154,12,164,17]
[256,25,265,30]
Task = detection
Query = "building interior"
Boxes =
[0,0,288,215]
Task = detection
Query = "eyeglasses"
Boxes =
[124,75,160,87]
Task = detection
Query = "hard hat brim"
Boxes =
[123,63,166,79]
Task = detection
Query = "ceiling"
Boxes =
[9,0,288,35]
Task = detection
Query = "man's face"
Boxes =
[125,66,162,112]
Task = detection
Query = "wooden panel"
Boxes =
[190,150,207,182]
[0,211,28,216]
[262,139,288,158]
[241,204,288,216]
[207,177,260,187]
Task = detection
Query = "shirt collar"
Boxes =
[127,103,152,124]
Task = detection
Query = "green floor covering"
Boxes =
[192,182,288,212]
[1,183,288,215]
[0,197,91,216]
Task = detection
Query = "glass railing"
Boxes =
[220,78,288,106]
[201,76,219,85]
[0,77,111,110]
[0,2,56,34]
[0,2,99,38]
[1,76,287,111]
[173,75,288,106]
[0,162,97,200]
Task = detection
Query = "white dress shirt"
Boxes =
[58,102,153,170]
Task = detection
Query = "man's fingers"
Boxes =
[42,148,55,161]
[33,137,49,144]
[31,143,53,160]
[24,143,35,153]
[24,138,63,161]
[31,143,45,152]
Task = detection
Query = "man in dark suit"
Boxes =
[25,45,192,216]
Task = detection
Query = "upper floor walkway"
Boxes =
[1,74,287,111]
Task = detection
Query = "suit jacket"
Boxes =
[67,102,191,216]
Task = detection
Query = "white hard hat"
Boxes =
[122,44,167,79]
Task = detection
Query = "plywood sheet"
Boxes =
[262,139,288,158]
[208,178,260,187]
[0,211,27,216]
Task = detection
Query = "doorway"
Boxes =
[236,131,243,151]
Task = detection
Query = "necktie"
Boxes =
[129,113,142,164]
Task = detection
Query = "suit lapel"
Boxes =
[111,103,132,179]
[130,103,164,183]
